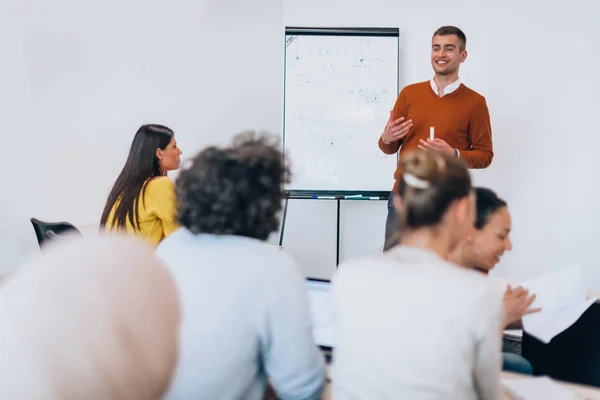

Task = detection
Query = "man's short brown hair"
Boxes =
[433,26,466,50]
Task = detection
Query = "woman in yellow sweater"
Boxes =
[100,124,182,246]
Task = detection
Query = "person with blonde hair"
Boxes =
[332,150,503,400]
[0,234,180,399]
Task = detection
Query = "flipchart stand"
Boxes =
[278,190,391,266]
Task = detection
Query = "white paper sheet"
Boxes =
[521,265,596,343]
[502,376,577,400]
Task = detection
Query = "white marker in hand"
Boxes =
[430,126,435,141]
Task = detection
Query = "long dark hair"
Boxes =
[100,124,174,231]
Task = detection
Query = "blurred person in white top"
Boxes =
[332,149,504,400]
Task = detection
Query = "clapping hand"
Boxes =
[503,285,542,327]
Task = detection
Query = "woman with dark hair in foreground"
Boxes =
[448,187,540,375]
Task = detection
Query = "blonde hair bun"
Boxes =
[401,150,447,188]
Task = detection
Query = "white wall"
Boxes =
[284,0,600,286]
[3,0,600,288]
[0,0,283,272]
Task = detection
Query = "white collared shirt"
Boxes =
[430,77,463,157]
[430,77,461,97]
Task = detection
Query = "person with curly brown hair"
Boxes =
[156,131,326,400]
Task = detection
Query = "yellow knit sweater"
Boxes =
[104,176,179,246]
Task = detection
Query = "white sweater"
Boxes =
[155,228,326,400]
[331,246,504,400]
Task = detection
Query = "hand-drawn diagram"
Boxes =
[284,33,399,190]
[356,87,388,104]
[290,37,384,68]
[298,117,361,145]
[354,38,385,68]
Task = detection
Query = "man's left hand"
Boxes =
[418,138,455,155]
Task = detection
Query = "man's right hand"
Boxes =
[381,111,413,144]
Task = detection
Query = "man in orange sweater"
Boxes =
[380,26,493,250]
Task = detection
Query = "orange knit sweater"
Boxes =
[378,81,493,192]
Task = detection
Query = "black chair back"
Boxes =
[29,218,82,248]
[522,301,600,388]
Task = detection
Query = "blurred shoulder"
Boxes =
[258,244,299,275]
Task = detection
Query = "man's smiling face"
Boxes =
[431,34,467,76]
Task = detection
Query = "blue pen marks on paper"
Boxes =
[356,87,388,104]
[283,33,400,190]
[288,39,390,116]
[354,38,384,68]
[289,38,384,67]
[298,117,360,145]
